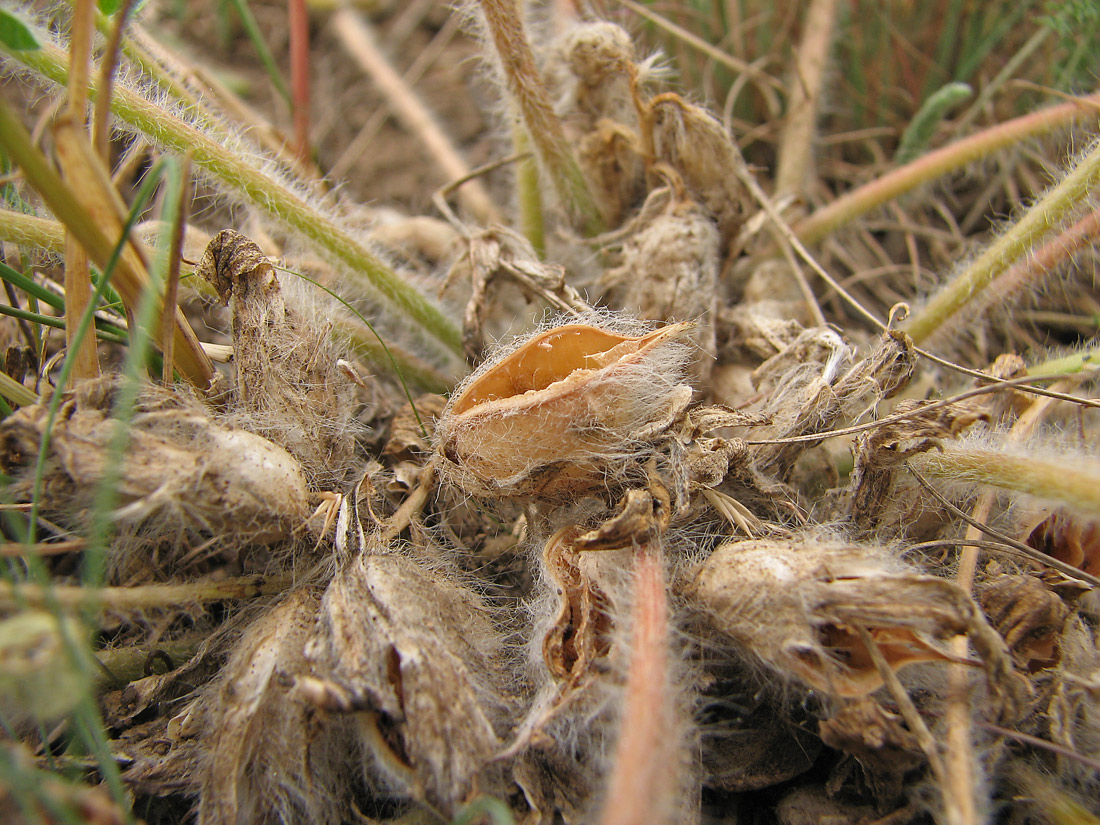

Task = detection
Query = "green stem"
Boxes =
[905,138,1100,343]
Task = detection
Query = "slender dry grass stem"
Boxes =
[332,9,500,224]
[600,546,677,825]
[774,0,839,199]
[476,0,605,235]
[64,0,100,381]
[289,0,311,162]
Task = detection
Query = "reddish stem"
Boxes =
[600,548,677,825]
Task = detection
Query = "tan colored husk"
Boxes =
[193,589,351,825]
[0,376,310,552]
[300,549,512,814]
[435,320,694,501]
[687,538,1021,710]
[197,229,361,487]
[646,94,752,250]
[600,190,720,380]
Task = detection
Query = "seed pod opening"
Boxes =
[436,321,694,501]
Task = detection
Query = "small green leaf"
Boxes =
[0,10,40,51]
[98,0,122,13]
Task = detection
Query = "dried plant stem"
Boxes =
[616,0,783,112]
[942,381,1072,825]
[0,573,294,614]
[92,0,139,160]
[333,9,500,225]
[791,92,1100,248]
[3,38,463,362]
[0,99,214,389]
[600,547,678,825]
[774,0,838,198]
[477,0,605,235]
[95,637,203,685]
[161,155,190,386]
[289,0,311,162]
[64,0,100,382]
[855,626,960,824]
[906,138,1100,343]
[916,445,1100,516]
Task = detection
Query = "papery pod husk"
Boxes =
[601,193,720,380]
[198,229,361,487]
[647,94,752,251]
[304,550,513,814]
[687,539,1021,714]
[0,375,310,553]
[194,589,351,825]
[436,322,694,501]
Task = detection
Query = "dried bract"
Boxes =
[647,94,752,250]
[198,229,360,487]
[601,191,720,378]
[979,574,1068,670]
[435,321,694,501]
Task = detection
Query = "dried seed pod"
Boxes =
[1021,506,1100,577]
[198,229,361,487]
[687,539,1019,710]
[576,121,646,228]
[601,192,720,379]
[979,574,1068,670]
[647,94,752,250]
[435,320,694,501]
[848,397,988,529]
[195,589,351,825]
[0,377,310,554]
[552,21,638,129]
[302,551,511,813]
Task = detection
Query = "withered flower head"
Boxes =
[435,320,694,501]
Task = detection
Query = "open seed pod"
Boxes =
[435,321,694,501]
[687,539,1018,707]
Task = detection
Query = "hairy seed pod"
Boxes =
[435,321,694,501]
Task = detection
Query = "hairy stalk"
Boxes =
[476,0,605,235]
[963,205,1100,337]
[513,123,545,256]
[332,8,500,225]
[0,209,65,251]
[600,547,679,825]
[0,573,295,613]
[790,92,1100,248]
[1027,345,1100,379]
[3,37,464,365]
[915,444,1100,516]
[906,138,1100,343]
[943,380,1073,825]
[774,0,838,198]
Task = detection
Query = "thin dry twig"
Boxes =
[332,8,501,225]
